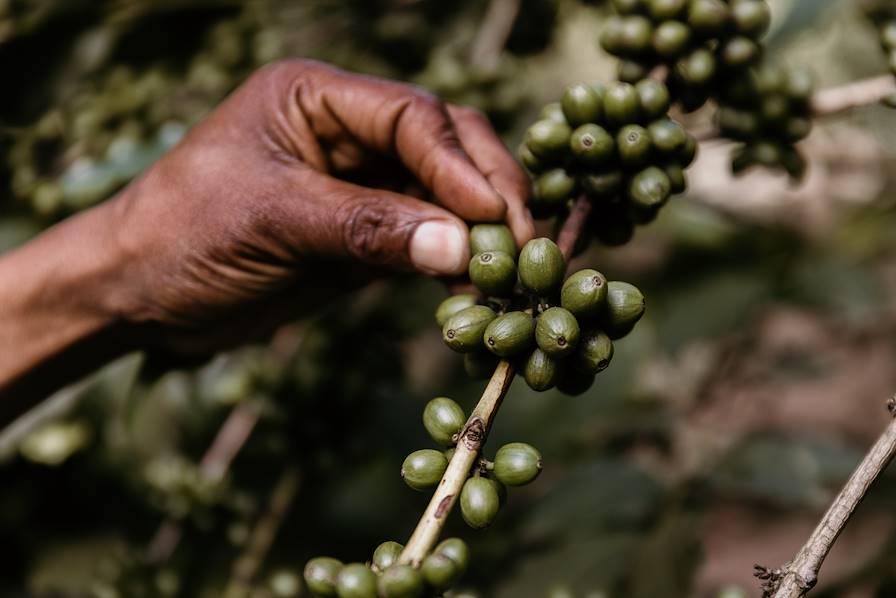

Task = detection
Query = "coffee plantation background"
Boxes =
[4,0,896,596]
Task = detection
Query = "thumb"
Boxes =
[296,173,471,275]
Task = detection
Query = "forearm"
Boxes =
[0,199,135,425]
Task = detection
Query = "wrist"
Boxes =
[0,195,138,418]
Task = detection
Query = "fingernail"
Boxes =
[410,221,468,274]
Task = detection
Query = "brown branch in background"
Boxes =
[757,397,896,598]
[556,195,593,261]
[468,0,522,71]
[146,401,263,564]
[810,74,896,117]
[224,467,301,598]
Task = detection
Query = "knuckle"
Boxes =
[337,198,413,265]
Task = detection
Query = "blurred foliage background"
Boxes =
[3,0,896,597]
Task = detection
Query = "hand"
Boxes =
[116,59,533,352]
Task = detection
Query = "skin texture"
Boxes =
[0,59,533,425]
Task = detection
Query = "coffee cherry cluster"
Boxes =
[437,225,646,393]
[600,0,771,111]
[716,62,814,180]
[304,537,469,598]
[403,397,543,528]
[519,80,696,244]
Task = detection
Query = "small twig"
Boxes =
[759,396,896,598]
[224,467,301,598]
[468,0,522,71]
[399,195,591,566]
[146,401,263,564]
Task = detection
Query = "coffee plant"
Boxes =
[3,1,896,597]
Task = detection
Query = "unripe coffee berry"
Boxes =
[469,224,517,257]
[493,443,543,486]
[460,477,501,529]
[535,307,581,358]
[561,269,608,319]
[304,557,343,597]
[534,169,576,205]
[434,538,470,574]
[628,166,671,209]
[602,281,646,339]
[435,294,477,328]
[421,553,460,591]
[377,565,424,598]
[483,311,535,357]
[522,348,560,391]
[526,119,572,159]
[603,82,641,127]
[616,125,652,167]
[635,79,671,120]
[561,83,603,126]
[572,330,614,375]
[372,542,404,572]
[518,238,565,296]
[469,251,517,297]
[401,449,448,491]
[570,124,615,166]
[443,306,497,352]
[335,564,377,598]
[423,397,466,446]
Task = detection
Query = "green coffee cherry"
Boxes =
[572,330,614,375]
[612,0,644,14]
[421,553,460,592]
[443,306,497,352]
[304,557,343,597]
[759,94,790,124]
[561,269,608,319]
[435,295,478,328]
[620,16,654,55]
[434,538,470,574]
[535,307,581,358]
[372,542,404,572]
[648,0,686,20]
[423,397,466,446]
[628,166,672,209]
[721,36,760,67]
[556,368,596,396]
[676,47,716,84]
[718,107,760,139]
[469,251,517,297]
[377,565,424,598]
[678,134,698,167]
[687,0,730,36]
[602,281,646,339]
[784,67,814,104]
[518,238,565,296]
[783,116,811,142]
[663,163,687,194]
[652,20,691,58]
[534,169,576,206]
[522,348,559,391]
[570,124,615,166]
[460,477,501,529]
[561,84,603,126]
[604,82,641,128]
[616,125,652,167]
[401,449,448,491]
[648,119,687,154]
[539,102,567,123]
[731,0,770,38]
[493,443,543,486]
[600,16,627,54]
[335,564,377,598]
[518,144,544,173]
[635,79,671,120]
[464,351,499,380]
[483,311,535,357]
[470,224,517,257]
[582,170,624,199]
[526,119,572,159]
[618,59,651,84]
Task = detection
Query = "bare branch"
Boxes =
[761,397,896,598]
[469,0,521,71]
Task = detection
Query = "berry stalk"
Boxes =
[399,195,591,566]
